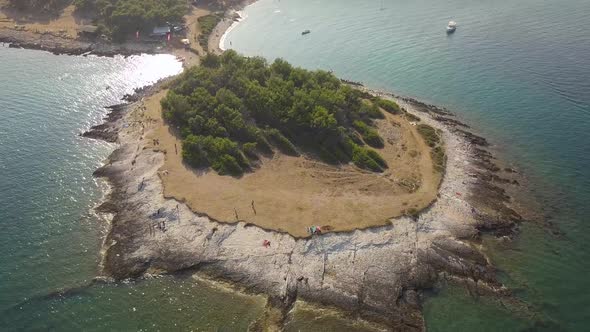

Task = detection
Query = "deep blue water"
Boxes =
[225,0,590,330]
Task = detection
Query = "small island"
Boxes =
[1,0,529,329]
[142,51,445,236]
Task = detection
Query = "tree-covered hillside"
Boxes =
[162,51,401,176]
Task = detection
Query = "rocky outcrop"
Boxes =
[82,104,128,143]
[88,89,527,329]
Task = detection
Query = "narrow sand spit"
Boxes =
[90,87,525,329]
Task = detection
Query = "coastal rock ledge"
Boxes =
[88,93,524,330]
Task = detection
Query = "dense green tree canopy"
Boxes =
[73,0,187,40]
[162,51,397,176]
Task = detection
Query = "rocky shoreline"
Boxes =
[82,77,529,329]
[0,0,254,58]
[375,92,526,237]
[40,1,532,327]
[1,2,538,328]
[0,27,162,57]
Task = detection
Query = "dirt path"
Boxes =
[170,6,212,68]
[397,113,440,199]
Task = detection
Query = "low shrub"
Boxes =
[242,142,258,159]
[212,154,243,176]
[431,146,446,172]
[353,120,384,148]
[197,14,222,51]
[405,112,421,122]
[182,135,248,175]
[265,128,299,156]
[367,149,388,169]
[352,145,386,172]
[377,98,401,114]
[359,100,384,119]
[416,124,440,147]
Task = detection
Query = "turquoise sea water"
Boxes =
[224,0,590,330]
[0,47,265,330]
[1,0,589,329]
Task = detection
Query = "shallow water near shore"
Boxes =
[225,0,590,330]
[1,0,589,329]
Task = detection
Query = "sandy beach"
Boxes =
[207,0,258,54]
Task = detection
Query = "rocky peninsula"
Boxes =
[3,0,531,330]
[86,77,527,330]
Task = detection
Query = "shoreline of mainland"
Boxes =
[2,1,536,329]
[0,0,250,58]
[0,21,163,57]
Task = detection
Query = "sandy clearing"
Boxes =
[169,6,212,68]
[137,90,442,237]
[104,89,505,327]
[0,3,88,39]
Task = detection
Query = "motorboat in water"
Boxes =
[446,21,457,33]
[302,29,311,35]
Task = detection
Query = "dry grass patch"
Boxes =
[140,91,443,237]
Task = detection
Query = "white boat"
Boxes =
[446,20,457,33]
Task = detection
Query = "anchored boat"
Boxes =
[446,21,457,33]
